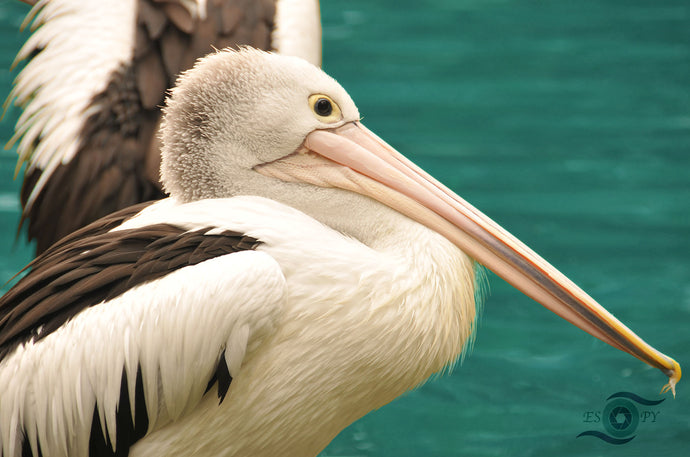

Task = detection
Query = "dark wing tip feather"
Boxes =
[204,349,233,405]
[88,367,148,457]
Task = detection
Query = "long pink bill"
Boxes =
[256,121,681,396]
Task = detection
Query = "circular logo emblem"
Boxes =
[603,398,639,438]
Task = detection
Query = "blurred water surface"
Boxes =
[1,1,688,456]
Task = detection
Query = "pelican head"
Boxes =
[160,48,680,393]
[161,48,358,202]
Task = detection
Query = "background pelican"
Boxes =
[1,1,688,456]
[5,0,321,254]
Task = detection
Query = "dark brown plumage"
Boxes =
[15,0,278,254]
[0,201,261,358]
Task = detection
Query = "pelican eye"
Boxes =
[309,94,342,123]
[315,98,332,116]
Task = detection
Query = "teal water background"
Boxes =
[1,1,688,456]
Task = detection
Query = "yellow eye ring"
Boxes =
[309,94,342,123]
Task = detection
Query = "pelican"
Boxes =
[7,0,321,254]
[0,49,680,457]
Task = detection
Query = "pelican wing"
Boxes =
[0,202,287,457]
[8,0,284,254]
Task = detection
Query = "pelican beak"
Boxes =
[256,121,681,395]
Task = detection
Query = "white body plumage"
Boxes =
[0,196,476,457]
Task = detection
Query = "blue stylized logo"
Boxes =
[577,392,665,444]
